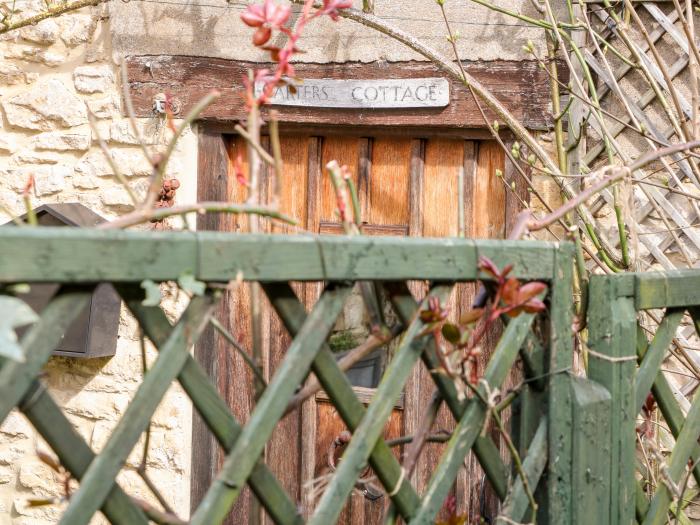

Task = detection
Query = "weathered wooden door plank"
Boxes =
[191,284,352,525]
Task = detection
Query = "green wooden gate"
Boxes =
[0,228,697,524]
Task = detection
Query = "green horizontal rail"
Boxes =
[635,270,700,309]
[0,228,559,283]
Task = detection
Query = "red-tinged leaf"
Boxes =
[501,277,520,305]
[441,323,461,344]
[262,45,281,61]
[523,298,546,313]
[501,263,513,277]
[478,256,501,279]
[458,308,483,325]
[253,26,272,46]
[23,174,34,196]
[517,281,547,303]
[321,0,352,20]
[36,450,61,473]
[505,306,524,318]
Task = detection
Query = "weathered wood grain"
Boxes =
[192,129,234,518]
[125,56,554,130]
[369,138,412,226]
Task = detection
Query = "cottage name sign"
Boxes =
[254,78,450,109]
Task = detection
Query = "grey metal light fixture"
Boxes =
[5,203,121,358]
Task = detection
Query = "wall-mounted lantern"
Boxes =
[5,203,121,358]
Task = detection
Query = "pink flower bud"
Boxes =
[241,4,265,27]
[253,26,272,46]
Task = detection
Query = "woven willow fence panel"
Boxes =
[0,228,587,525]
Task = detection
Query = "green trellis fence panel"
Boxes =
[588,270,700,525]
[0,227,615,524]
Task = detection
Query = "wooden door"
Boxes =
[195,129,525,525]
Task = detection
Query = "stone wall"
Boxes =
[0,3,197,523]
[111,0,554,63]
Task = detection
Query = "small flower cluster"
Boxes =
[420,257,548,385]
[240,0,352,108]
[151,178,181,222]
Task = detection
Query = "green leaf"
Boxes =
[140,279,162,307]
[178,272,206,296]
[0,295,39,362]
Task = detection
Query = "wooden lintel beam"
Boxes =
[125,55,560,130]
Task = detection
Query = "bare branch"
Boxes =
[98,202,297,230]
[0,0,107,35]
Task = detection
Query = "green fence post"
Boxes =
[587,274,637,525]
[570,376,612,525]
[545,243,576,523]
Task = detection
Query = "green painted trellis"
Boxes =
[1,227,691,524]
[587,270,700,525]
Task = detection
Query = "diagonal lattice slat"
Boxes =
[60,290,217,525]
[499,417,547,523]
[0,288,94,422]
[644,382,700,525]
[123,288,304,525]
[261,282,423,519]
[19,381,150,524]
[412,313,536,523]
[634,323,700,488]
[386,281,512,501]
[309,284,453,524]
[634,308,685,412]
[191,284,353,525]
[638,307,700,524]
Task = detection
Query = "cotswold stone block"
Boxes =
[5,46,64,67]
[0,63,26,85]
[19,19,59,45]
[72,175,99,189]
[13,150,61,165]
[34,130,91,151]
[7,165,70,195]
[112,149,151,177]
[0,447,24,466]
[3,79,87,130]
[101,187,138,208]
[59,12,98,46]
[73,65,114,94]
[75,150,111,177]
[76,148,151,178]
[109,120,159,145]
[18,462,58,493]
[87,95,119,119]
[64,391,117,420]
[0,136,17,153]
[32,165,70,196]
[0,412,32,439]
